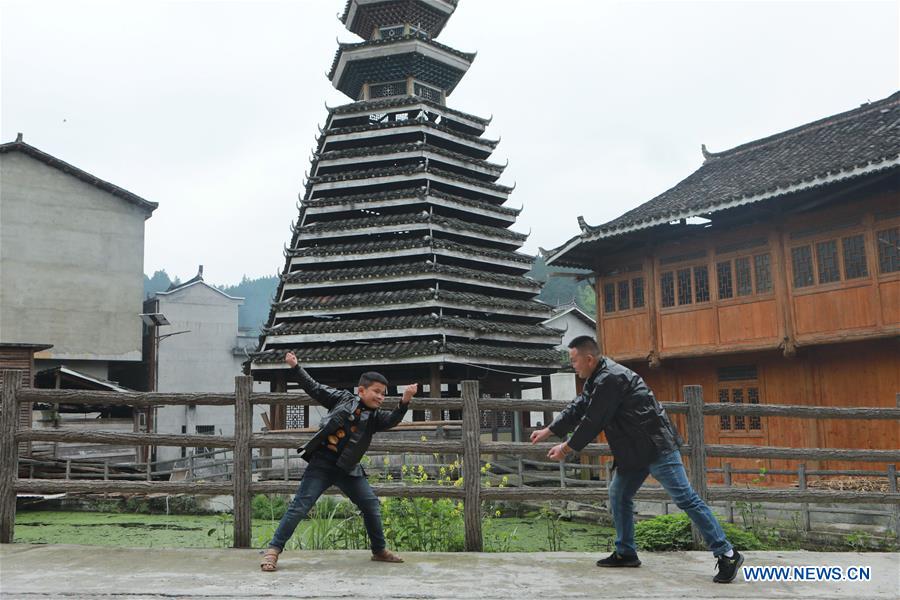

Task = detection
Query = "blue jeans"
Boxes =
[609,450,732,557]
[268,460,386,553]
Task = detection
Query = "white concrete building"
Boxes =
[0,134,157,381]
[145,271,267,464]
[522,303,597,425]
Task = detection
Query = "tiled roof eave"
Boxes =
[547,156,900,267]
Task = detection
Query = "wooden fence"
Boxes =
[2,370,899,550]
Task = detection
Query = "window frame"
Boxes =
[600,271,647,317]
[658,259,712,312]
[716,377,765,438]
[788,225,875,294]
[714,249,775,305]
[875,224,900,278]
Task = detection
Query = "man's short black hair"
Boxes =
[568,335,601,358]
[358,371,389,388]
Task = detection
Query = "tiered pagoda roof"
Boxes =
[252,0,562,391]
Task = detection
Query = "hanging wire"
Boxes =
[446,359,554,378]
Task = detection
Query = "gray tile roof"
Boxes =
[297,212,526,242]
[308,163,513,195]
[282,260,540,291]
[329,96,489,126]
[289,236,533,265]
[0,137,158,214]
[265,314,559,339]
[253,339,563,366]
[547,91,900,266]
[300,187,521,217]
[318,142,505,175]
[328,34,475,81]
[275,288,551,314]
[326,118,497,149]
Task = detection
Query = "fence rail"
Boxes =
[2,370,899,549]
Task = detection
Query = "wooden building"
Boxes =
[546,92,900,483]
[0,343,53,457]
[251,0,562,427]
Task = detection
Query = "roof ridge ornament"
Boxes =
[701,143,721,163]
[577,216,591,232]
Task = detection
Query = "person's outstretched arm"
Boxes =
[373,383,418,432]
[284,352,350,410]
[529,390,590,445]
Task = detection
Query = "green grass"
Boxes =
[14,510,616,552]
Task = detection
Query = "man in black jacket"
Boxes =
[260,352,416,571]
[530,336,744,583]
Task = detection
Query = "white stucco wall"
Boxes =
[0,152,148,365]
[150,282,267,463]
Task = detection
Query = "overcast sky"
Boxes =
[2,0,897,285]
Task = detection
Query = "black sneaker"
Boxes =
[713,550,744,583]
[596,551,641,567]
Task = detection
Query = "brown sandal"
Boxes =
[260,549,280,572]
[371,549,404,563]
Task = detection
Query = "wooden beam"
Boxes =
[771,225,797,357]
[645,254,661,367]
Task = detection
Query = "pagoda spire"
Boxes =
[252,1,561,415]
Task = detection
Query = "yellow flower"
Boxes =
[495,510,501,517]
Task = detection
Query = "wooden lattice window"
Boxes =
[816,240,841,283]
[660,264,709,307]
[413,82,442,103]
[754,254,773,292]
[694,265,711,302]
[717,366,762,433]
[876,227,900,274]
[379,25,405,39]
[632,277,645,308]
[718,253,773,299]
[716,261,733,299]
[617,280,630,311]
[603,282,616,313]
[602,275,645,313]
[370,80,407,99]
[791,246,815,288]
[793,234,871,287]
[841,234,869,279]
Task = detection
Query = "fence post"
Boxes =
[461,380,483,551]
[684,385,707,550]
[888,464,900,541]
[559,458,567,488]
[1,370,23,543]
[723,462,734,523]
[798,463,811,532]
[232,375,253,548]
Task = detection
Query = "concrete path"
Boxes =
[0,545,897,599]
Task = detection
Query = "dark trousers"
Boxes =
[267,460,385,552]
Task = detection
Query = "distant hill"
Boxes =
[219,275,279,334]
[528,256,595,314]
[143,257,594,335]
